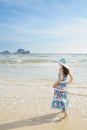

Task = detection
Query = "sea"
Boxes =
[0,53,87,122]
[0,53,87,88]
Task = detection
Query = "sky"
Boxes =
[0,0,87,53]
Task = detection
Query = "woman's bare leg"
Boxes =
[63,109,67,119]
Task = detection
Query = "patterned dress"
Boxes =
[51,74,69,110]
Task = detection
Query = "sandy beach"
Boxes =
[0,81,87,130]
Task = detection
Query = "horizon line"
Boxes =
[0,49,87,54]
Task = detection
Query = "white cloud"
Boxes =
[0,17,87,39]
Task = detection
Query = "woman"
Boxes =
[51,58,73,119]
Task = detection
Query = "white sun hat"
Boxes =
[58,58,69,69]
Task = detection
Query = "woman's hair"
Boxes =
[62,66,69,77]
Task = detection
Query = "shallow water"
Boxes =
[0,54,87,89]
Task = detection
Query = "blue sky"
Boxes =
[0,0,87,53]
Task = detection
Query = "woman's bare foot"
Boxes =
[63,113,67,119]
[63,109,67,119]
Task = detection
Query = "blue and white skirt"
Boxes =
[51,83,69,110]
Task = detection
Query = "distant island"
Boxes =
[0,49,31,55]
[14,49,30,54]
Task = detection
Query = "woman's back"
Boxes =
[58,67,68,82]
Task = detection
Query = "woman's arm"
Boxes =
[68,71,73,84]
